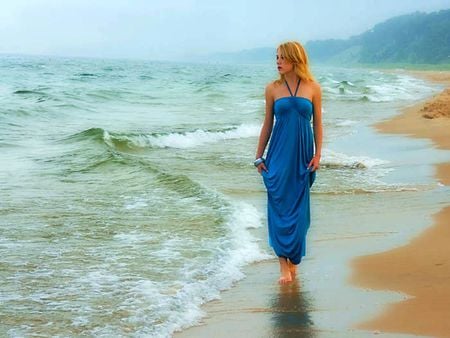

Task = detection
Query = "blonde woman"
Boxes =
[255,41,323,284]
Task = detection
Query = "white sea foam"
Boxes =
[322,72,437,102]
[149,123,261,149]
[336,119,357,127]
[321,148,388,169]
[124,197,148,210]
[367,74,436,102]
[71,316,90,327]
[84,270,120,292]
[151,238,184,262]
[313,148,421,194]
[102,129,114,147]
[364,79,422,102]
[140,201,271,337]
[113,232,154,243]
[80,201,271,338]
[103,123,261,150]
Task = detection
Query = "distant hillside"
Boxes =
[306,9,450,65]
[204,9,450,66]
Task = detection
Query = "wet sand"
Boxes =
[351,70,450,337]
[175,189,430,338]
[175,259,319,338]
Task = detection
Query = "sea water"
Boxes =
[0,54,444,337]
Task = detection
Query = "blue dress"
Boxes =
[261,79,316,265]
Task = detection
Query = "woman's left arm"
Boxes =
[308,82,323,171]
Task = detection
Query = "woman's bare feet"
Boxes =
[278,257,292,285]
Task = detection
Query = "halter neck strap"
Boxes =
[285,78,301,97]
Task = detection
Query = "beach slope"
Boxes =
[351,71,450,337]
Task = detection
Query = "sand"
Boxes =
[350,70,450,338]
[375,87,450,150]
[174,260,321,338]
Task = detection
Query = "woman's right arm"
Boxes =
[255,84,275,172]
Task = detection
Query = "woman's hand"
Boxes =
[307,155,321,172]
[257,162,268,174]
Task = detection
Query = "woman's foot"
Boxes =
[278,257,292,285]
[287,259,297,276]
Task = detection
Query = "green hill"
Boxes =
[204,9,449,67]
[306,9,450,65]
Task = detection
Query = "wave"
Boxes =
[55,143,271,337]
[313,185,421,195]
[321,72,437,102]
[136,124,260,149]
[320,148,387,170]
[307,148,439,195]
[139,75,155,80]
[60,129,388,175]
[76,73,98,77]
[63,129,391,178]
[335,119,357,127]
[12,88,59,103]
[62,127,106,143]
[148,201,270,337]
[0,141,22,148]
[152,170,225,207]
[64,124,261,150]
[57,138,225,207]
[13,89,47,95]
[61,151,122,174]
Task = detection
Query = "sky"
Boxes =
[0,0,449,61]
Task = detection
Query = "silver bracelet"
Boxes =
[253,157,265,167]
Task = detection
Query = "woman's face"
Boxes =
[276,49,293,74]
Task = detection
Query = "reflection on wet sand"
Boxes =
[174,261,320,338]
[270,278,316,338]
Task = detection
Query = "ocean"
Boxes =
[0,54,446,337]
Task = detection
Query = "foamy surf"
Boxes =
[102,123,261,150]
[139,201,271,337]
[311,149,431,194]
[320,70,437,102]
[320,148,388,169]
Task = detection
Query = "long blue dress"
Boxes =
[261,79,316,265]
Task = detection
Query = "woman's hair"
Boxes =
[275,41,315,84]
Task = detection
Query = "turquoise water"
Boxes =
[0,54,443,337]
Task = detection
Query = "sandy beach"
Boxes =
[351,70,450,337]
[174,70,450,338]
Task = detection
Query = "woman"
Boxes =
[254,41,323,285]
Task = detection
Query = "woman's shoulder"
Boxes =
[264,81,281,103]
[265,80,282,93]
[303,78,321,88]
[304,79,322,95]
[265,80,280,89]
[264,80,278,96]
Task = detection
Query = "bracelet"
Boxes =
[253,157,265,167]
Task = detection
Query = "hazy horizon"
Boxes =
[1,0,449,61]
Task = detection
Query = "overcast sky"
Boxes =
[0,0,449,60]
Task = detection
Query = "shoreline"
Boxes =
[350,70,450,337]
[174,70,450,338]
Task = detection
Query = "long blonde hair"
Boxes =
[275,41,315,84]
